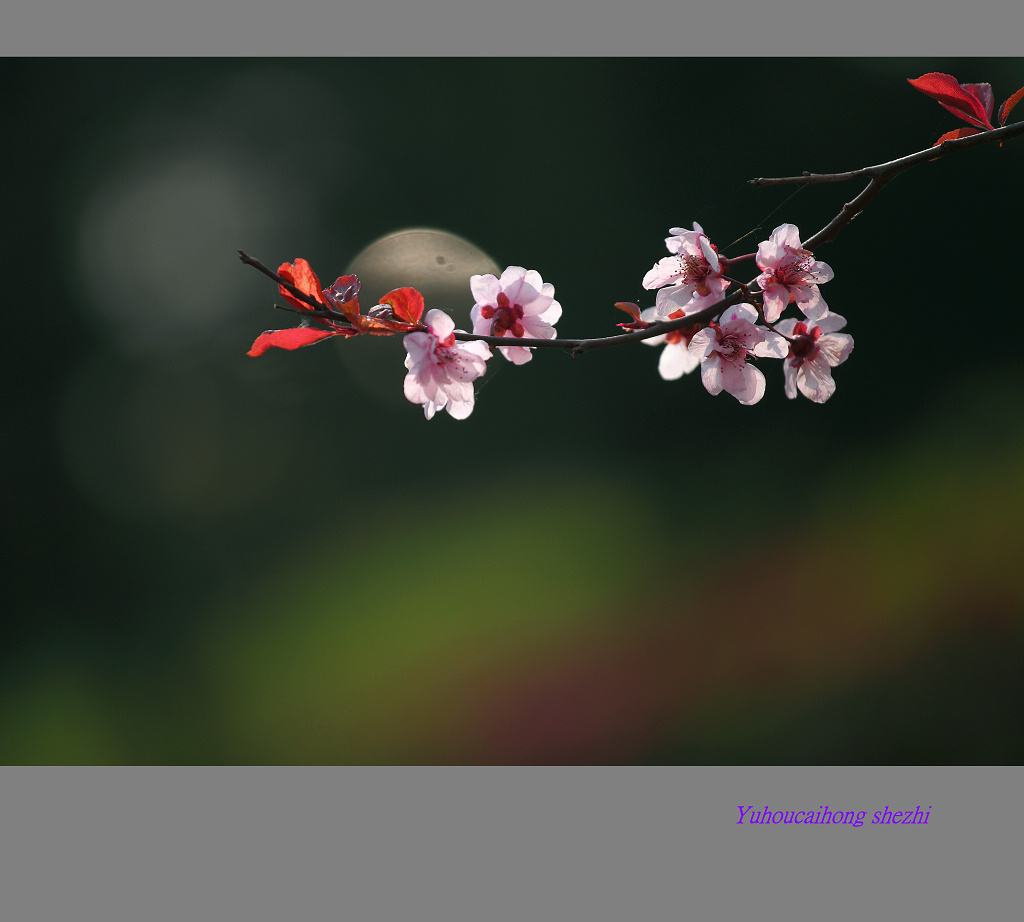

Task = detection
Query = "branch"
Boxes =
[749,120,1024,188]
[238,250,329,313]
[450,289,748,357]
[469,122,1023,353]
[243,120,1022,359]
[751,120,1024,250]
[247,245,752,355]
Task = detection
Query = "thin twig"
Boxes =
[238,250,325,312]
[749,120,1024,188]
[752,121,1024,250]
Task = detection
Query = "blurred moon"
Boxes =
[339,229,502,409]
[346,228,501,315]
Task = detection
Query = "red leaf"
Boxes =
[960,82,995,122]
[277,258,329,312]
[613,301,651,330]
[247,326,348,357]
[343,287,427,335]
[999,85,1024,126]
[614,301,642,322]
[350,316,404,336]
[908,73,995,130]
[932,126,982,146]
[323,274,362,322]
[379,287,425,325]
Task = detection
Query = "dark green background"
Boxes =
[3,58,1023,762]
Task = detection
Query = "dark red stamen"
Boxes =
[788,324,821,362]
[489,292,526,337]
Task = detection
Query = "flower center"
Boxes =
[711,324,746,362]
[677,254,713,294]
[719,338,742,359]
[431,329,457,356]
[480,292,525,337]
[787,322,821,365]
[776,249,817,286]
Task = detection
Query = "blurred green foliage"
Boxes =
[2,58,1022,763]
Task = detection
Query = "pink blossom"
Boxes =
[687,304,787,405]
[643,223,730,319]
[470,267,562,365]
[403,309,492,419]
[640,307,702,381]
[755,224,833,323]
[775,313,854,403]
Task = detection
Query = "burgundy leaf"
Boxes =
[999,85,1024,126]
[247,326,347,357]
[932,126,982,146]
[908,73,995,130]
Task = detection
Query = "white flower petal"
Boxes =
[498,266,528,288]
[442,378,475,403]
[807,260,833,283]
[658,342,698,380]
[500,344,534,364]
[469,304,490,336]
[654,283,698,318]
[406,370,445,411]
[723,362,765,405]
[817,332,854,367]
[689,328,715,359]
[643,256,684,290]
[520,314,557,340]
[794,286,828,322]
[470,273,500,305]
[797,360,836,403]
[425,309,455,340]
[403,331,433,364]
[760,285,789,323]
[461,340,494,362]
[446,396,475,419]
[535,299,562,326]
[665,226,700,255]
[404,371,429,404]
[520,269,545,295]
[816,312,847,334]
[783,362,798,399]
[754,330,789,359]
[700,353,724,394]
[756,240,785,272]
[445,346,490,381]
[772,223,802,248]
[721,303,758,326]
[699,234,719,272]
